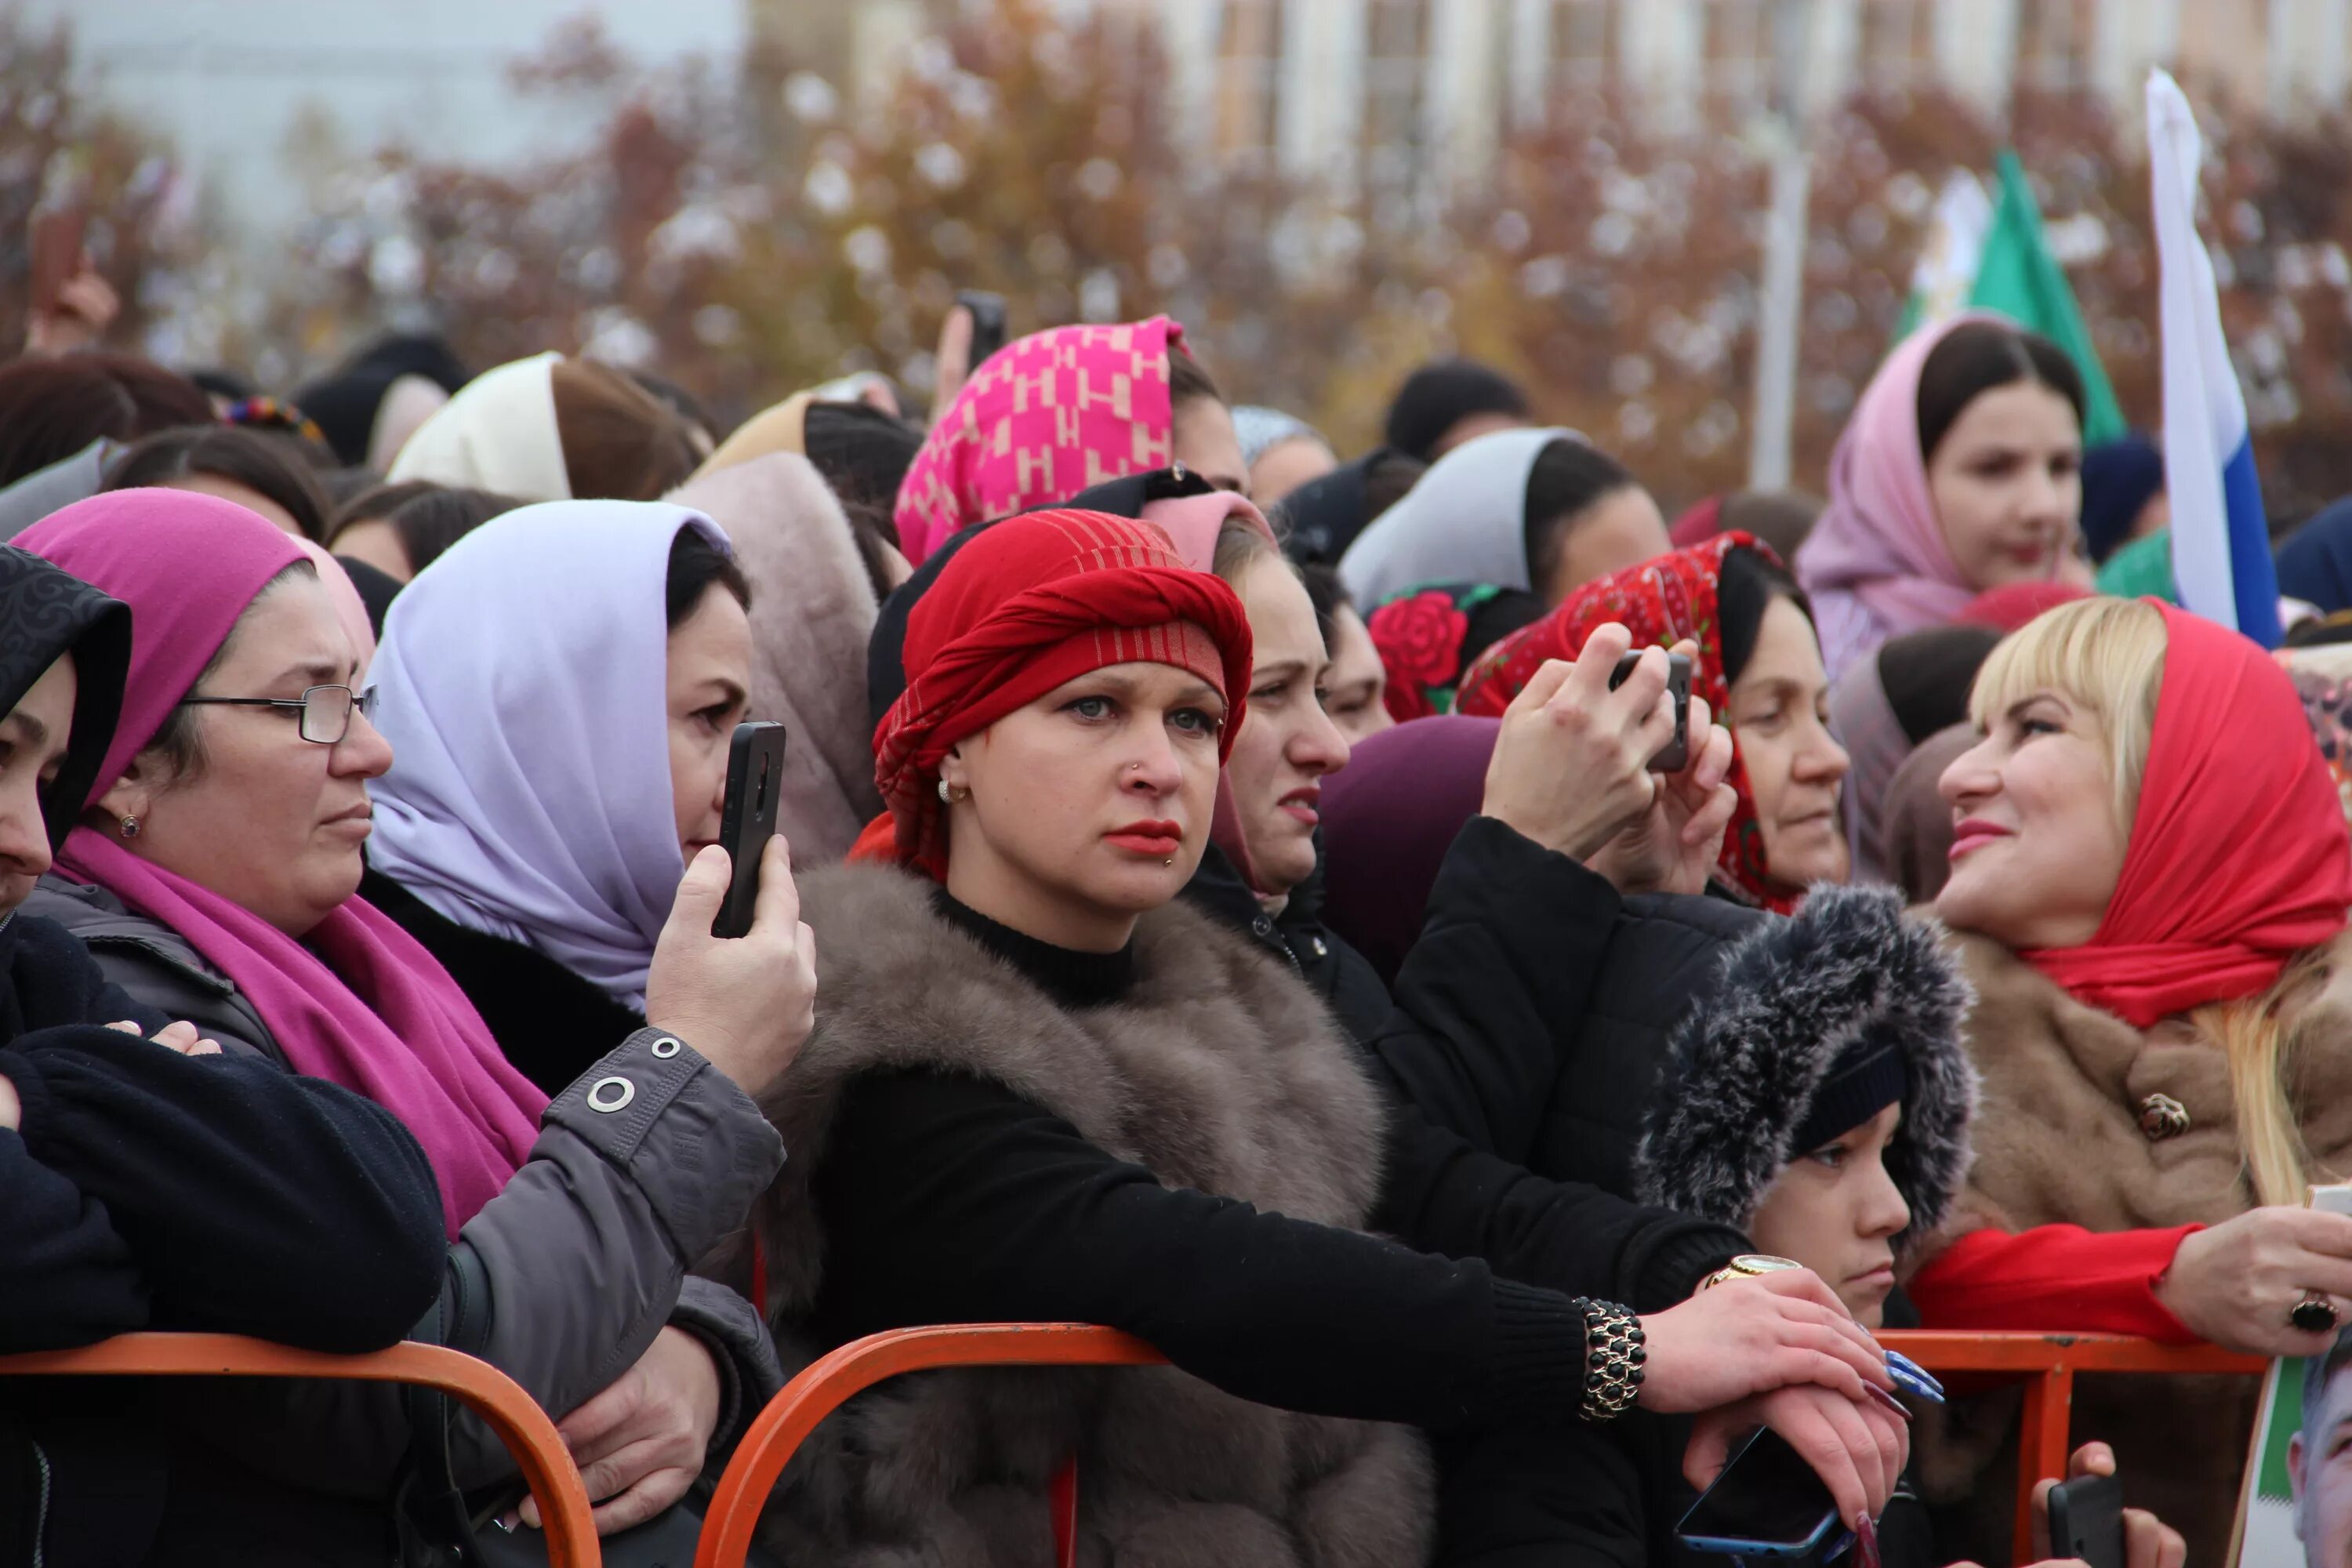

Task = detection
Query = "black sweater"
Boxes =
[806,888,1713,1436]
[1183,829,1748,1312]
[1,911,445,1353]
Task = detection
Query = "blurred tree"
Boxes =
[0,11,203,356]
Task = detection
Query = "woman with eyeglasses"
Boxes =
[17,489,819,1557]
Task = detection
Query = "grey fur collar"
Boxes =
[1632,884,1978,1251]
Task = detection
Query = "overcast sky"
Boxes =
[23,0,744,243]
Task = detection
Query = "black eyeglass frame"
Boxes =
[177,684,376,745]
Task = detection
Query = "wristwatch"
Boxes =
[1700,1254,1806,1292]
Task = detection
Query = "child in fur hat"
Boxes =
[1630,884,2181,1568]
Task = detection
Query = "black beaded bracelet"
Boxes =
[1568,1296,1646,1422]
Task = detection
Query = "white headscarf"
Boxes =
[1338,426,1574,607]
[387,350,569,501]
[365,499,729,1007]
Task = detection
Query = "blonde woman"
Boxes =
[1907,597,2352,1558]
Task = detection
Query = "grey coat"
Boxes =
[26,874,786,1504]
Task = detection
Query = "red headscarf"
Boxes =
[1454,532,1800,912]
[2021,603,2352,1026]
[870,510,1254,880]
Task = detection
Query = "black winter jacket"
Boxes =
[0,909,446,1568]
[1183,822,1748,1315]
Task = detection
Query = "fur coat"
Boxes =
[750,862,1435,1568]
[1911,927,2352,1563]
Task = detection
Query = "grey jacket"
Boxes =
[26,874,786,1500]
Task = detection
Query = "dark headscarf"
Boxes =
[293,334,473,467]
[0,546,130,852]
[1279,448,1380,565]
[1384,359,1530,462]
[1827,626,2000,887]
[1318,716,1500,985]
[2078,434,2165,565]
[2279,499,2352,615]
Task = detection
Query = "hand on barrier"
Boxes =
[513,1325,723,1535]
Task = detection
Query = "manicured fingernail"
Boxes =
[1865,1383,1914,1421]
[495,1513,519,1533]
[1856,1511,1881,1568]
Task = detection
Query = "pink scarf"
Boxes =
[894,316,1182,565]
[1799,314,2003,681]
[20,491,545,1236]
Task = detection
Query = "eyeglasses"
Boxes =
[177,685,376,745]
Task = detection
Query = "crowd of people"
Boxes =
[19,258,2352,1568]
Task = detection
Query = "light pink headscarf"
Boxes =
[1799,313,2005,681]
[294,537,377,680]
[894,316,1184,566]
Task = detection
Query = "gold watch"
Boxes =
[1701,1254,1806,1292]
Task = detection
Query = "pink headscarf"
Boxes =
[895,316,1185,565]
[1799,314,2016,680]
[18,491,546,1238]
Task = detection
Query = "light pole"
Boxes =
[1747,0,1815,491]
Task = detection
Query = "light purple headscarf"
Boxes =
[365,500,731,1007]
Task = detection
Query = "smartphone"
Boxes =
[957,289,1008,368]
[711,722,789,939]
[1608,649,1692,773]
[1675,1428,1849,1559]
[2044,1472,2124,1568]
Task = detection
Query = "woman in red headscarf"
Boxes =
[754,510,1913,1566]
[1904,596,2352,1559]
[1457,532,1853,913]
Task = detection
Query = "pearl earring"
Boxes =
[118,815,140,840]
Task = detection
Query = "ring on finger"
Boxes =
[2292,1291,2341,1334]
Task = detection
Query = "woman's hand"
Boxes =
[931,303,975,426]
[105,1019,222,1056]
[2022,1442,2185,1568]
[1585,674,1738,896]
[514,1326,723,1534]
[1684,1382,1910,1537]
[2153,1207,2352,1356]
[644,837,819,1098]
[1479,623,1678,863]
[1638,1268,1895,1414]
[24,262,119,357]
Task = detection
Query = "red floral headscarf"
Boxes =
[1454,532,1804,913]
[869,510,1254,880]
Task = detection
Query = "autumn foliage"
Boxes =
[17,2,2352,521]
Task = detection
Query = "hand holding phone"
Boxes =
[956,289,1007,368]
[2043,1473,2124,1568]
[1610,648,1692,771]
[713,722,789,938]
[1676,1428,1847,1558]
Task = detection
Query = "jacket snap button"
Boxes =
[587,1076,637,1114]
[2137,1093,2190,1142]
[651,1036,681,1059]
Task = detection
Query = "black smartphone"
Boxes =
[2045,1472,2125,1568]
[957,289,1008,368]
[1608,649,1693,773]
[712,722,788,939]
[1674,1428,1846,1557]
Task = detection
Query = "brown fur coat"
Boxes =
[748,862,1435,1568]
[1910,929,2352,1562]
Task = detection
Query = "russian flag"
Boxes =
[2146,70,2281,647]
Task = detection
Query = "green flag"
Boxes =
[1968,150,2128,444]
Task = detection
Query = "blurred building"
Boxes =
[755,0,2350,188]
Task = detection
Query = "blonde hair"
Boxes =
[1972,596,2322,1206]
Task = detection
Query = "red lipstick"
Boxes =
[1105,818,1183,858]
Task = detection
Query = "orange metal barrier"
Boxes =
[1879,1330,2266,1563]
[694,1323,1165,1568]
[0,1332,601,1566]
[692,1324,2263,1568]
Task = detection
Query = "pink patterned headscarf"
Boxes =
[1799,313,2013,681]
[894,316,1185,565]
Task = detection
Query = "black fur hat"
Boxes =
[1632,884,1978,1254]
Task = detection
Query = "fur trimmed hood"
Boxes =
[1632,884,1977,1252]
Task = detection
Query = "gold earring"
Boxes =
[118,815,140,840]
